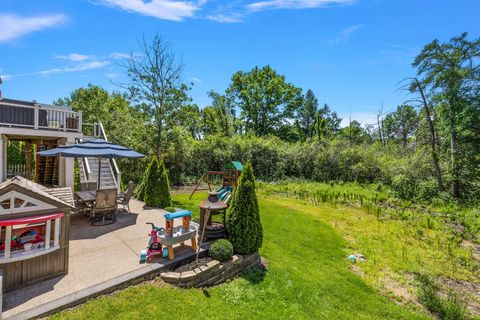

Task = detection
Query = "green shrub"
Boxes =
[157,159,172,208]
[143,157,172,208]
[227,161,263,254]
[209,239,234,261]
[135,158,153,201]
[416,273,468,320]
[164,206,176,213]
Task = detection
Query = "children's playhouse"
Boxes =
[0,176,74,291]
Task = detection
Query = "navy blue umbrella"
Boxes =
[38,139,144,188]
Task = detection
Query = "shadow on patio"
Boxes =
[69,211,139,240]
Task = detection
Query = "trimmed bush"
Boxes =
[227,161,263,254]
[135,167,149,201]
[209,239,233,261]
[143,157,172,208]
[157,159,172,208]
[164,206,176,213]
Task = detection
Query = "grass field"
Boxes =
[51,191,431,320]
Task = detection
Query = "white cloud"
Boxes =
[340,111,378,127]
[109,52,131,59]
[189,76,203,84]
[0,13,67,43]
[97,0,202,21]
[247,0,353,11]
[36,60,111,76]
[206,13,243,23]
[328,24,364,46]
[105,72,121,79]
[55,53,96,62]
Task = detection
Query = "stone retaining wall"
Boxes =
[161,252,261,288]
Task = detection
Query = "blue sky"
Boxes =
[0,0,479,126]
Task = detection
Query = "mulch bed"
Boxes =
[174,257,213,273]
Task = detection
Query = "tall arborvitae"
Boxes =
[227,161,263,254]
[135,158,153,200]
[143,156,160,206]
[157,158,172,208]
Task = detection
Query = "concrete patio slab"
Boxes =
[1,199,204,320]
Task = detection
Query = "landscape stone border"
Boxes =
[161,252,262,288]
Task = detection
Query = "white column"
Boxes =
[54,218,61,246]
[45,220,51,249]
[64,158,74,188]
[5,226,11,259]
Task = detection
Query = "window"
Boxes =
[0,191,55,215]
[0,213,64,262]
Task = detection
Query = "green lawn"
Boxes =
[51,193,428,320]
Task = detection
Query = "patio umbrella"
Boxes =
[37,138,144,189]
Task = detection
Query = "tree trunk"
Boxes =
[415,78,444,191]
[450,115,460,197]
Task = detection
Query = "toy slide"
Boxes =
[217,186,233,203]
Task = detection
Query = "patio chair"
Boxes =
[90,189,118,226]
[80,180,98,191]
[117,181,135,213]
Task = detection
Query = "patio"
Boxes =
[2,198,203,319]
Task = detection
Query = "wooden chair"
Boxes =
[80,180,98,191]
[117,181,135,213]
[90,189,118,226]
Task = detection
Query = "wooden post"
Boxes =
[167,245,174,260]
[45,220,51,249]
[34,107,39,129]
[191,238,197,251]
[5,226,12,259]
[182,216,190,230]
[54,217,61,247]
[165,219,173,237]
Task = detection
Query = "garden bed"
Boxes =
[161,252,262,288]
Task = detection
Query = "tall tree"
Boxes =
[123,33,191,158]
[226,65,303,137]
[413,32,480,197]
[383,105,418,147]
[318,103,342,135]
[299,89,318,138]
[409,78,444,191]
[204,90,235,137]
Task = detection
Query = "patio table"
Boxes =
[75,190,122,226]
[75,190,97,203]
[75,190,124,203]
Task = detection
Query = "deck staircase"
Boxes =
[76,123,121,190]
[78,156,117,189]
[35,142,59,186]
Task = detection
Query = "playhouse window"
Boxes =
[0,213,64,262]
[0,191,55,215]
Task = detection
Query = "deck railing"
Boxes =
[6,164,27,179]
[0,101,82,132]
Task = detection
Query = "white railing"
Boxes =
[6,164,27,178]
[78,122,121,188]
[97,123,121,188]
[0,101,82,132]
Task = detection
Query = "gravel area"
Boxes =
[174,257,212,272]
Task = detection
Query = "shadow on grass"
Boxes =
[240,266,268,285]
[202,288,211,298]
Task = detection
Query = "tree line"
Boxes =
[55,32,480,203]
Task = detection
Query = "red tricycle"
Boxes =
[139,222,168,262]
